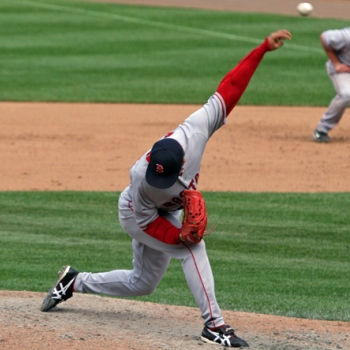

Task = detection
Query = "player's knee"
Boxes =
[129,277,158,295]
[339,92,350,104]
[143,286,156,295]
[135,283,156,296]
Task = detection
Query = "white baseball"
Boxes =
[296,3,313,16]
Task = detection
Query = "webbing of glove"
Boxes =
[181,189,208,244]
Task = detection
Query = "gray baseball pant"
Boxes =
[316,70,350,133]
[73,190,224,328]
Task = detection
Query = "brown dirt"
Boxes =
[1,1,350,349]
[1,103,350,192]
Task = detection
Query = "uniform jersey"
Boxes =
[121,37,272,245]
[323,27,350,74]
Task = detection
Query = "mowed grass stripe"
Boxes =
[0,0,347,103]
[1,191,349,320]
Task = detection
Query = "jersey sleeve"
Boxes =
[177,94,227,142]
[322,29,348,51]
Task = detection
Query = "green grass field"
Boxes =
[1,0,349,322]
[1,0,348,104]
[1,192,349,321]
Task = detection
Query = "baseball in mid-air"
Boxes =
[296,3,313,16]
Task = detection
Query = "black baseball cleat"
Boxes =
[313,129,331,142]
[40,265,79,312]
[201,324,249,347]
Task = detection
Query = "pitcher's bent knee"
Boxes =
[339,93,350,105]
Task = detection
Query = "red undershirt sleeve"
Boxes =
[143,216,182,245]
[217,37,271,116]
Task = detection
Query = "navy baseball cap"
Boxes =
[146,138,184,189]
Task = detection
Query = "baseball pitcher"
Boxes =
[41,29,291,348]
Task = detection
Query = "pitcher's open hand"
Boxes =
[268,29,292,50]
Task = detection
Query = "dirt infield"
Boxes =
[1,1,349,349]
[1,103,350,193]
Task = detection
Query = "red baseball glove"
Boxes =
[180,189,208,244]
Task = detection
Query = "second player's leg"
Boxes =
[317,72,350,133]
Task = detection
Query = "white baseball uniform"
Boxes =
[74,37,273,329]
[316,27,350,134]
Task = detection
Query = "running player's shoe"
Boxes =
[40,265,79,312]
[201,324,249,347]
[313,129,331,142]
